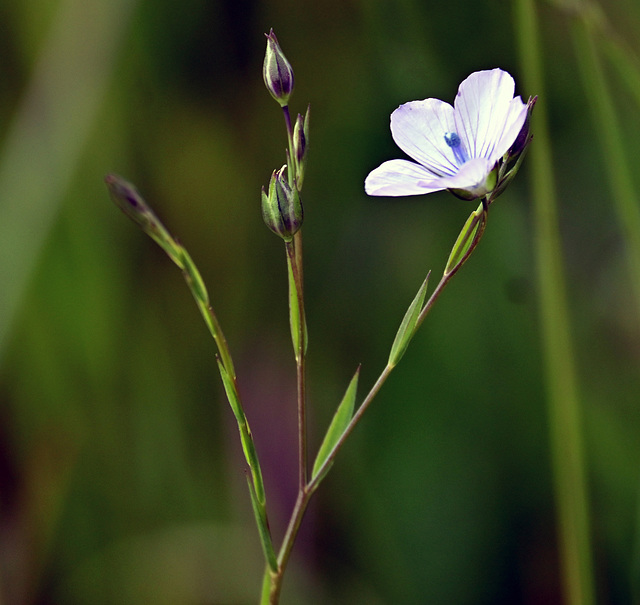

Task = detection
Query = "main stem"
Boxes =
[286,239,308,488]
[262,200,492,604]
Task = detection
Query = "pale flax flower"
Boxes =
[365,69,528,200]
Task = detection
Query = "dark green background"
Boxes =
[1,0,639,603]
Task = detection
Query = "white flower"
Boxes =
[365,69,528,200]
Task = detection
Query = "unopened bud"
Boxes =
[261,166,303,240]
[105,173,182,265]
[263,29,294,107]
[293,105,310,187]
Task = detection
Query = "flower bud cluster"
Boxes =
[261,166,303,241]
[261,30,310,239]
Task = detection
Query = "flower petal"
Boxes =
[390,99,459,177]
[454,69,527,164]
[496,96,529,158]
[417,157,494,197]
[364,159,446,197]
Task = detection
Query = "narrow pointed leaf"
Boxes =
[217,358,266,505]
[180,247,209,306]
[247,475,278,573]
[287,245,307,359]
[216,358,244,426]
[388,272,431,368]
[312,367,360,482]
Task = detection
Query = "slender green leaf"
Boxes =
[180,248,209,306]
[247,475,278,573]
[287,246,307,359]
[216,357,244,426]
[311,367,360,482]
[217,358,266,505]
[388,272,430,368]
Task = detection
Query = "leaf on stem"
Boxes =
[247,475,278,573]
[216,358,267,506]
[287,243,307,359]
[388,272,431,368]
[311,367,360,483]
[179,247,209,306]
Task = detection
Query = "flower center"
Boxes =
[444,132,468,166]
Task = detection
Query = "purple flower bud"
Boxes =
[105,173,182,264]
[105,173,156,231]
[263,29,294,107]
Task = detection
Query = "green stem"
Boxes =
[310,199,489,491]
[514,2,595,604]
[417,198,488,329]
[285,240,308,488]
[282,105,296,186]
[259,566,273,605]
[263,193,492,603]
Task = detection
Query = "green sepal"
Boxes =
[388,272,431,368]
[216,358,266,506]
[246,475,278,573]
[493,142,531,199]
[311,367,360,483]
[444,202,485,276]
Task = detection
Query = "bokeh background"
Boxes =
[1,0,639,603]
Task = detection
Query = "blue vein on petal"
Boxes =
[444,132,468,166]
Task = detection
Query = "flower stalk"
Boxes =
[105,173,277,577]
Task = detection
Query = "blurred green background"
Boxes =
[1,0,639,603]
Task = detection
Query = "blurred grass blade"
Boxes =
[571,13,640,320]
[0,0,138,360]
[311,366,360,483]
[388,272,430,368]
[600,23,640,110]
[515,1,596,605]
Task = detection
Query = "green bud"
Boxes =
[293,105,310,187]
[261,166,303,240]
[263,29,294,107]
[444,202,486,276]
